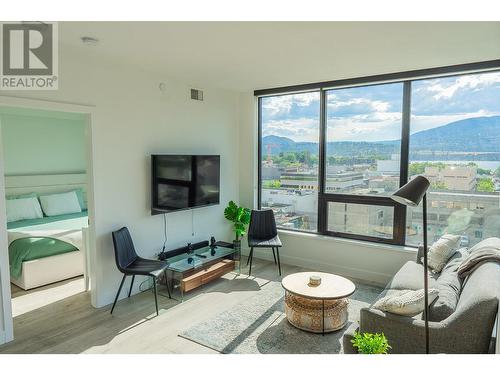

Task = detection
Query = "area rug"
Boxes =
[179,279,383,354]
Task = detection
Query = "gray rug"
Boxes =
[180,279,383,354]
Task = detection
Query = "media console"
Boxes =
[159,240,239,301]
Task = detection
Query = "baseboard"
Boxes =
[243,247,390,287]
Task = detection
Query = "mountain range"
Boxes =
[263,116,500,159]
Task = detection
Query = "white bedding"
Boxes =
[8,216,88,290]
[8,216,88,250]
[8,228,84,251]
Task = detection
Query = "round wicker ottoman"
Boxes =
[281,272,356,334]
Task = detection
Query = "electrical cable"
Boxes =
[162,213,168,250]
[191,210,195,237]
[139,278,152,292]
[158,213,168,260]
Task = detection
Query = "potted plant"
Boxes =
[224,201,251,252]
[351,332,391,354]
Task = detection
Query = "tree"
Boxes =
[409,162,426,176]
[262,180,281,189]
[477,167,492,175]
[477,178,495,192]
[284,153,297,163]
[495,166,500,178]
[409,161,448,176]
[431,181,447,191]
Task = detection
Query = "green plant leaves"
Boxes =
[351,332,391,354]
[241,208,250,224]
[224,200,239,222]
[224,200,251,240]
[234,222,246,237]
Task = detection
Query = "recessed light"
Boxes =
[81,36,99,46]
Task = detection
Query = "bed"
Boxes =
[5,174,89,290]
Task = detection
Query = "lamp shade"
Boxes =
[391,175,430,207]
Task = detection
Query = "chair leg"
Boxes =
[276,247,282,276]
[246,248,252,266]
[152,276,159,316]
[248,247,254,276]
[272,247,277,265]
[110,274,127,314]
[128,275,135,298]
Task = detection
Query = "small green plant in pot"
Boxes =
[351,332,391,354]
[224,201,251,252]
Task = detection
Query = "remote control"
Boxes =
[195,253,207,258]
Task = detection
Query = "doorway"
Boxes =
[0,96,97,344]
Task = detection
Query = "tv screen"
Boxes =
[151,155,220,213]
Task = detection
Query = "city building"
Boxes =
[425,165,477,191]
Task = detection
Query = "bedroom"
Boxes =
[0,106,90,318]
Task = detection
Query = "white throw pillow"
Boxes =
[425,234,461,273]
[39,191,82,216]
[6,196,43,222]
[373,289,439,317]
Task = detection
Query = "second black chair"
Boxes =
[111,227,170,316]
[247,209,282,276]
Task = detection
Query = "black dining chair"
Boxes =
[111,227,170,316]
[247,209,282,276]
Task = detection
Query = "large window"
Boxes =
[326,83,403,196]
[258,63,500,246]
[260,92,320,232]
[323,83,404,242]
[406,72,500,247]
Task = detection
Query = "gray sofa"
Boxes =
[343,238,500,354]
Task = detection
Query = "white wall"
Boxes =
[0,45,240,318]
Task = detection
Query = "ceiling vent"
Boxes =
[191,88,204,101]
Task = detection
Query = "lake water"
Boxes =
[418,160,500,170]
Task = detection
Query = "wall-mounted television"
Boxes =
[151,155,220,214]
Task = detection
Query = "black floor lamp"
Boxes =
[391,175,431,354]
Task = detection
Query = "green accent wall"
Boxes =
[0,107,86,176]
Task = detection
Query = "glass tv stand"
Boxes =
[164,245,240,301]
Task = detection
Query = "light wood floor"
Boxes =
[0,257,307,354]
[10,276,86,317]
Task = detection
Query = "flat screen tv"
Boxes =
[151,155,220,214]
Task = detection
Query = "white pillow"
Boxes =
[6,196,43,222]
[39,191,82,216]
[373,289,439,317]
[425,234,461,273]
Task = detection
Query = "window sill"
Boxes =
[277,229,417,255]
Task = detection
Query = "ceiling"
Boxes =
[59,22,500,92]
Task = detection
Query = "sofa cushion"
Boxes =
[386,261,438,291]
[428,248,469,322]
[426,234,461,273]
[373,288,439,317]
[468,237,500,254]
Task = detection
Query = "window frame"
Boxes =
[256,59,500,246]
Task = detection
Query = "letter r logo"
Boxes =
[2,23,53,75]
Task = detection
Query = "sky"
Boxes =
[261,71,500,142]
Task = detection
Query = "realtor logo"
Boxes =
[1,22,58,90]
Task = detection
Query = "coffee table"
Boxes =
[281,272,356,335]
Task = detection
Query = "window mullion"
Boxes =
[318,90,327,234]
[395,81,412,245]
[257,96,263,210]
